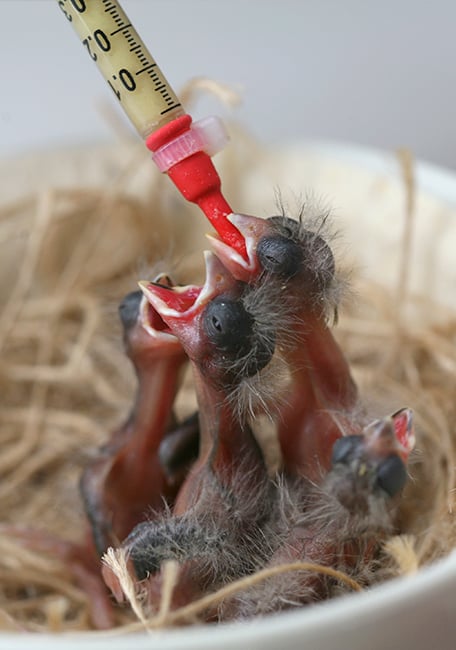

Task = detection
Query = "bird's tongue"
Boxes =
[138,272,202,334]
[138,282,204,335]
[146,283,202,315]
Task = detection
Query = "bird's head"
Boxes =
[118,274,185,366]
[139,252,275,389]
[208,214,337,313]
[329,408,415,514]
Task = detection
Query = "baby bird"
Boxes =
[222,408,415,619]
[209,211,358,481]
[139,251,276,495]
[103,252,276,611]
[80,278,191,555]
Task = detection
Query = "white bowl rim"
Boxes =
[293,139,456,208]
[3,550,456,648]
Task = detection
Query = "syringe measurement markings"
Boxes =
[105,7,119,20]
[136,64,157,75]
[110,23,132,36]
[161,104,181,115]
[75,1,182,117]
[101,1,120,15]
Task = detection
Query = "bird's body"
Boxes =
[210,211,359,480]
[80,283,191,555]
[222,409,414,619]
[104,253,276,611]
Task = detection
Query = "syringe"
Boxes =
[56,0,246,258]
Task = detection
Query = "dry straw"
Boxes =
[0,112,455,632]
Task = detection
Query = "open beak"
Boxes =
[206,213,270,282]
[138,273,182,346]
[138,252,238,355]
[364,408,415,462]
[391,407,415,461]
[118,275,186,364]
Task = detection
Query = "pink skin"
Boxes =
[209,213,358,481]
[81,282,188,553]
[139,252,260,515]
[277,314,359,482]
[103,253,269,609]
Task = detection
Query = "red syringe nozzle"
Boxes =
[146,115,247,260]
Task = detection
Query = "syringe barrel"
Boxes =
[57,0,185,138]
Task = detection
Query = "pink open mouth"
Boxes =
[364,408,415,463]
[142,283,202,323]
[392,407,416,461]
[137,274,189,345]
[138,251,238,336]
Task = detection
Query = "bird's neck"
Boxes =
[291,313,357,410]
[131,353,186,455]
[192,364,265,475]
[191,366,242,458]
[172,364,265,515]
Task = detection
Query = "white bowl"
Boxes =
[2,142,456,649]
[2,549,456,650]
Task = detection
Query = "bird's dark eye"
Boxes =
[257,235,303,278]
[331,435,363,466]
[268,216,301,238]
[259,217,336,290]
[203,297,254,355]
[118,290,142,331]
[375,455,407,497]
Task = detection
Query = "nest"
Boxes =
[1,123,455,634]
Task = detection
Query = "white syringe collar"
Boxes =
[152,116,229,172]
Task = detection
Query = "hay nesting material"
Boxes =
[0,131,455,633]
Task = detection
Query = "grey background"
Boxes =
[1,0,455,169]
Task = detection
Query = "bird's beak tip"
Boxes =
[392,407,415,457]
